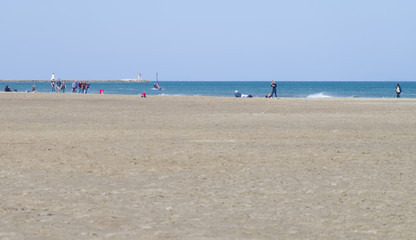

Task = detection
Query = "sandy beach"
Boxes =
[1,93,415,239]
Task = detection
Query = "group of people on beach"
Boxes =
[50,80,90,94]
[70,81,91,94]
[50,79,67,93]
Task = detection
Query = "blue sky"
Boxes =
[1,0,415,81]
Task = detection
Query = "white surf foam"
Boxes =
[306,92,333,98]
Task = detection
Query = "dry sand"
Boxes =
[0,93,415,239]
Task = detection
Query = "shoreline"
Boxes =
[2,81,414,99]
[1,91,416,101]
[1,91,414,100]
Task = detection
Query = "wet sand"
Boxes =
[1,93,415,239]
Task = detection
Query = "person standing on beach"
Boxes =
[61,81,66,93]
[396,84,402,98]
[86,82,90,93]
[78,81,83,93]
[56,79,62,93]
[72,81,77,93]
[270,81,277,98]
[51,80,55,92]
[82,81,87,94]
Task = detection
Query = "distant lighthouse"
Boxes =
[121,72,149,82]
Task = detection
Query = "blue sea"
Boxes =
[2,81,416,98]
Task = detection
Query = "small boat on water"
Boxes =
[152,72,163,90]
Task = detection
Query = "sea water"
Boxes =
[2,81,416,98]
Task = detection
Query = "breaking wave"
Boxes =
[306,92,333,98]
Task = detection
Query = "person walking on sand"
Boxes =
[396,83,402,98]
[270,81,277,98]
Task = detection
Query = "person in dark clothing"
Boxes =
[82,81,87,93]
[51,81,55,92]
[396,84,402,98]
[86,82,90,93]
[61,81,66,93]
[270,81,277,98]
[56,79,62,93]
[4,85,11,92]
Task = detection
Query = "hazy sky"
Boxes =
[1,0,415,81]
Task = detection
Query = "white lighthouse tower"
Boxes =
[121,72,149,82]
